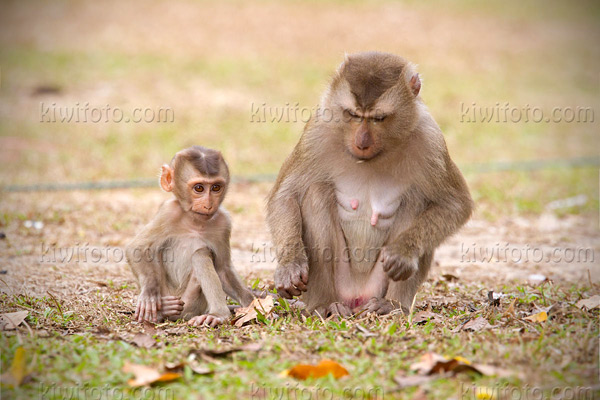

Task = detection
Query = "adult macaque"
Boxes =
[267,52,473,316]
[126,146,254,327]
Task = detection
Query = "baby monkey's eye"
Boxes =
[193,184,204,193]
[211,184,222,192]
[372,114,387,122]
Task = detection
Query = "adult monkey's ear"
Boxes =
[160,165,174,192]
[409,73,421,96]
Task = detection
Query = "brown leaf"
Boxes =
[503,298,517,317]
[462,317,492,332]
[122,362,181,387]
[233,296,274,327]
[191,342,262,359]
[283,360,349,380]
[142,321,158,335]
[441,273,459,281]
[410,352,459,375]
[163,326,189,335]
[131,333,156,349]
[575,295,600,310]
[165,360,212,376]
[0,311,28,331]
[413,311,440,325]
[410,352,514,379]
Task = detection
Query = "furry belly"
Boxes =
[339,218,389,273]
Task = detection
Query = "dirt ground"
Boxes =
[1,186,597,302]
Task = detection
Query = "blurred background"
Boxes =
[0,0,598,218]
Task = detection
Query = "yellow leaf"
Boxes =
[284,360,349,380]
[524,311,547,323]
[453,356,472,365]
[475,386,497,399]
[122,362,181,387]
[0,347,27,388]
[503,298,517,317]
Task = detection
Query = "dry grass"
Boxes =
[0,0,599,398]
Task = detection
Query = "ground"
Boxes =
[0,0,599,399]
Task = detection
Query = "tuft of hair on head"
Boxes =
[332,51,422,109]
[173,146,229,178]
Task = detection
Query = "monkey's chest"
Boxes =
[334,179,406,273]
[335,178,405,231]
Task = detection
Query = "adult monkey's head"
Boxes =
[320,52,422,161]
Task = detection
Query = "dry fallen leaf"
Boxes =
[413,310,440,325]
[0,311,28,331]
[122,362,181,387]
[233,296,274,327]
[393,373,433,388]
[165,360,212,376]
[0,347,28,388]
[462,317,492,332]
[441,273,459,281]
[131,333,156,349]
[163,326,189,335]
[503,298,517,317]
[410,352,512,378]
[523,311,547,323]
[282,360,349,380]
[575,295,600,310]
[411,352,462,375]
[142,321,158,335]
[191,342,262,359]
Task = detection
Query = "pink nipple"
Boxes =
[371,212,379,226]
[350,199,359,210]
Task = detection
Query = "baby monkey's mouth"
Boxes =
[192,210,215,217]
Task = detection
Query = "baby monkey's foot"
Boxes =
[157,296,184,320]
[188,314,225,328]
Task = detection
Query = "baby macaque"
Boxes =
[126,146,254,327]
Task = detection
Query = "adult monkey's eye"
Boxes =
[372,114,387,122]
[346,109,359,119]
[193,184,204,193]
[211,184,222,192]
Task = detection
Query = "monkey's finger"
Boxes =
[150,301,157,322]
[381,258,393,272]
[141,301,151,322]
[293,278,307,291]
[300,267,309,284]
[286,286,302,297]
[276,287,292,299]
[137,302,146,322]
[134,302,141,320]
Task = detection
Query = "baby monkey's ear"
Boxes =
[160,164,175,192]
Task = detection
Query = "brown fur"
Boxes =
[267,52,473,315]
[126,146,253,327]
